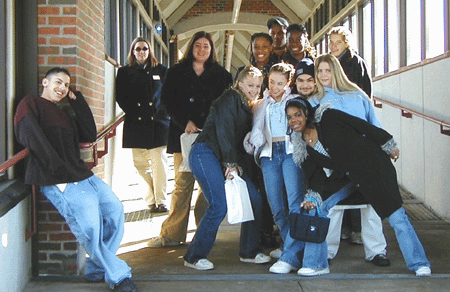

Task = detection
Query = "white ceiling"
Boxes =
[155,0,322,74]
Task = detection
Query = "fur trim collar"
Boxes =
[292,131,308,166]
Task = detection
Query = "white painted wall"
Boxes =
[373,57,450,221]
[0,199,32,292]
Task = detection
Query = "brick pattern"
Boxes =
[180,0,285,21]
[36,0,106,276]
[37,193,78,275]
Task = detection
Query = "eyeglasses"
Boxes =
[134,47,149,52]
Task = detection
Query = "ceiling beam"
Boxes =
[225,32,235,71]
[232,38,251,65]
[271,0,302,23]
[231,0,243,24]
[173,12,269,37]
[165,0,197,28]
[298,0,316,11]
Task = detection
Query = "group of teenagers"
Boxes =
[13,17,431,292]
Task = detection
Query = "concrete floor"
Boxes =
[23,217,450,292]
[22,153,450,291]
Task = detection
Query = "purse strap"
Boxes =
[306,197,324,217]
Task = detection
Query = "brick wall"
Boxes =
[180,0,285,21]
[36,0,105,276]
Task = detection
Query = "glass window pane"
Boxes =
[406,0,422,65]
[374,0,385,75]
[425,0,444,58]
[322,37,327,54]
[350,13,358,49]
[362,2,372,74]
[387,0,400,71]
[343,17,349,30]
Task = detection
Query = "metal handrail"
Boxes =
[0,114,125,240]
[373,96,450,136]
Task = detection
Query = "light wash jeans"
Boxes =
[184,143,263,264]
[303,183,431,272]
[40,175,131,285]
[261,141,305,268]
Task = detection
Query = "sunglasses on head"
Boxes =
[135,47,149,52]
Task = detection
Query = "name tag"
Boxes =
[152,75,161,80]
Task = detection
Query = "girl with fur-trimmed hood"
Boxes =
[285,97,431,277]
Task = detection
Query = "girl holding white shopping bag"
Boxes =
[183,66,271,270]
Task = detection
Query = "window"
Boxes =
[374,0,385,75]
[342,17,349,30]
[0,0,5,170]
[321,36,327,54]
[406,0,422,65]
[387,0,400,71]
[425,0,445,58]
[105,0,119,61]
[362,2,373,74]
[350,13,358,51]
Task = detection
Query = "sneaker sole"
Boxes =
[240,257,271,264]
[298,268,330,277]
[184,261,214,270]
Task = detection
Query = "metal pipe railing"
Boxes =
[373,96,450,136]
[0,114,125,240]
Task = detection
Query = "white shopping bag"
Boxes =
[224,171,254,224]
[179,132,199,172]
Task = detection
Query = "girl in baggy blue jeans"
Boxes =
[183,66,271,270]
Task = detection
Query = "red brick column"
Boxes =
[36,0,105,276]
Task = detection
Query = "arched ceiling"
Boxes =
[155,0,322,75]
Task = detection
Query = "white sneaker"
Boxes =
[297,267,330,276]
[184,259,214,270]
[351,232,363,245]
[240,253,271,264]
[415,266,431,277]
[269,260,296,274]
[269,248,282,259]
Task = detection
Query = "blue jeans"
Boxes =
[387,207,430,271]
[302,183,355,269]
[40,175,131,285]
[184,143,263,263]
[302,183,430,272]
[261,141,305,268]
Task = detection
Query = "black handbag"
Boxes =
[289,208,330,243]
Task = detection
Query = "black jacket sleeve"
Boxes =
[67,91,97,142]
[213,94,240,165]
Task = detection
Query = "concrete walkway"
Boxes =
[23,154,450,291]
[23,217,450,292]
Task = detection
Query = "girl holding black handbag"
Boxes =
[285,97,431,277]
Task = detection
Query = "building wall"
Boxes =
[373,56,450,221]
[36,0,106,275]
[0,199,32,292]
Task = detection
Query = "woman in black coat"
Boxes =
[183,66,270,270]
[116,37,169,213]
[147,31,233,248]
[285,97,431,277]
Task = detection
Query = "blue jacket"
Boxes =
[309,87,381,127]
